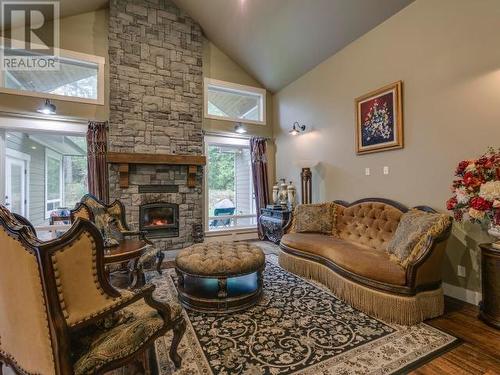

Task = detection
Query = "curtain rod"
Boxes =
[202,129,273,141]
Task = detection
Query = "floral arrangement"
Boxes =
[362,100,392,143]
[447,147,500,225]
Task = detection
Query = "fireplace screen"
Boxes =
[139,203,179,238]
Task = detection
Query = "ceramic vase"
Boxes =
[272,183,279,204]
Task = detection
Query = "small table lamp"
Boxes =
[296,160,318,204]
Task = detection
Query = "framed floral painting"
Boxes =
[355,81,403,154]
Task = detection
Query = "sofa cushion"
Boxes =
[281,233,406,286]
[387,209,451,268]
[335,202,403,251]
[294,203,335,234]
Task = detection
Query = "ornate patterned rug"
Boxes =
[149,255,458,375]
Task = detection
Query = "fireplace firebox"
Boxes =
[139,203,179,238]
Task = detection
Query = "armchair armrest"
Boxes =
[405,224,452,289]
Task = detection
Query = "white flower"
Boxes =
[456,187,470,204]
[479,181,500,201]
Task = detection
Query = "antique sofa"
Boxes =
[71,194,163,286]
[0,205,185,374]
[279,198,452,325]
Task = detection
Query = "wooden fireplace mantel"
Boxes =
[106,152,206,189]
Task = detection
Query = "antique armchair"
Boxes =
[0,205,185,375]
[71,194,164,285]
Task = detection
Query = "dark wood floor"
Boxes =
[412,297,500,374]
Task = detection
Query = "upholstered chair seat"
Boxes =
[72,298,182,374]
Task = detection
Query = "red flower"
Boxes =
[454,210,463,222]
[446,197,458,210]
[456,160,470,175]
[463,172,482,189]
[469,197,492,211]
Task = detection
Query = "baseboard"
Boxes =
[204,229,258,242]
[442,282,482,305]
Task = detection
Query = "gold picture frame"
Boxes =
[355,81,403,155]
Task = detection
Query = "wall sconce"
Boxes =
[234,122,247,134]
[37,99,56,115]
[289,121,306,136]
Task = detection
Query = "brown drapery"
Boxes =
[87,121,109,203]
[250,137,270,239]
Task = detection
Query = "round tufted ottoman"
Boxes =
[175,242,265,313]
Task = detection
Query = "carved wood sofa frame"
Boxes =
[279,198,452,324]
[0,208,185,375]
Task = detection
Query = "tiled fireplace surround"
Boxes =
[108,0,204,251]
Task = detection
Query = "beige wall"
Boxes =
[0,9,109,120]
[203,39,276,187]
[273,0,500,293]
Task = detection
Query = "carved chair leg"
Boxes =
[169,318,186,368]
[156,250,165,275]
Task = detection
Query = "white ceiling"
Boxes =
[172,0,414,92]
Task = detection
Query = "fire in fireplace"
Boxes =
[139,203,179,238]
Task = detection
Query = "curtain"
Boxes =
[87,121,109,203]
[250,137,270,239]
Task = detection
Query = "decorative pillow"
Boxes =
[387,209,451,268]
[294,203,335,234]
[93,208,121,247]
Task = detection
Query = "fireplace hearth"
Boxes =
[139,203,179,238]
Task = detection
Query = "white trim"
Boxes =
[6,147,31,162]
[0,114,87,135]
[5,149,30,218]
[204,77,266,125]
[442,282,482,306]
[0,38,105,105]
[45,148,63,219]
[204,228,258,242]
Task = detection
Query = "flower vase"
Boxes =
[488,224,500,250]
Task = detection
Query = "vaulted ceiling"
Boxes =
[172,0,414,92]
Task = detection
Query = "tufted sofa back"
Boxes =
[335,201,404,251]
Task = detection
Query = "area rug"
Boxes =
[149,255,458,375]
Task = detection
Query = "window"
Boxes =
[2,129,87,225]
[45,149,62,218]
[204,78,266,125]
[205,135,257,231]
[0,44,105,105]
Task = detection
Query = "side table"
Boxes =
[479,243,500,329]
[259,207,291,243]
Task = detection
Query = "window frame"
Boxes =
[0,39,106,105]
[45,148,63,219]
[204,135,257,233]
[204,78,267,125]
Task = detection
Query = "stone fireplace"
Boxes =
[139,202,179,239]
[108,0,204,251]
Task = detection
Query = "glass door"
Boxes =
[5,156,27,216]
